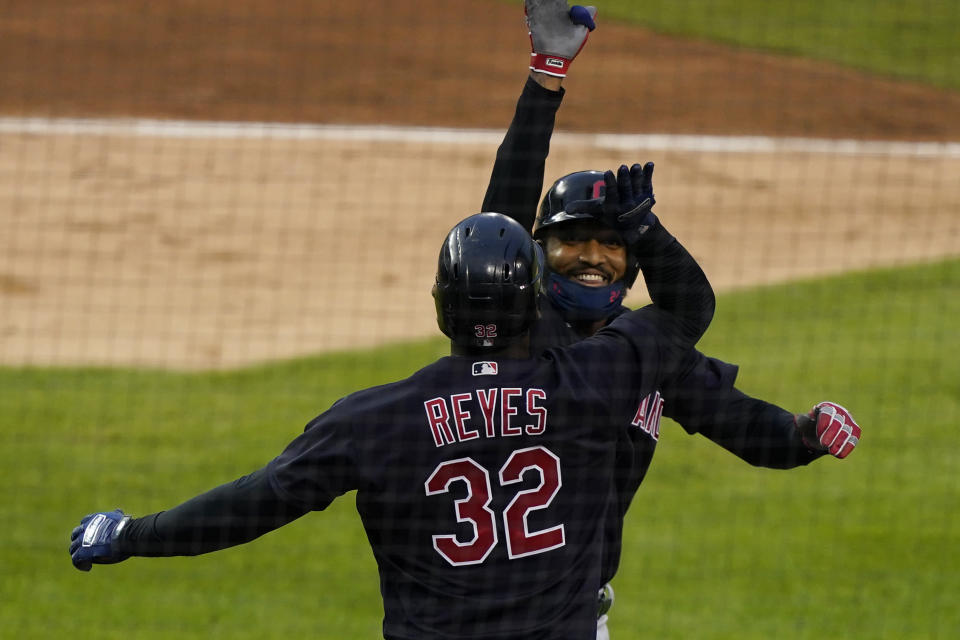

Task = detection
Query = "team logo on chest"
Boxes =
[631,391,664,441]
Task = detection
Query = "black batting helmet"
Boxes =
[433,213,544,350]
[535,170,642,288]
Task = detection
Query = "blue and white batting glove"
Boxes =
[69,509,132,571]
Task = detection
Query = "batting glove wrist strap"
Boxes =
[526,1,597,78]
[529,52,574,77]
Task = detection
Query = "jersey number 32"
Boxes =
[424,445,564,566]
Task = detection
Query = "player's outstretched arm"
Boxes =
[665,368,861,467]
[480,1,596,227]
[668,378,826,468]
[69,468,307,571]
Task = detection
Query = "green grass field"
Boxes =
[1,259,957,638]
[567,0,960,91]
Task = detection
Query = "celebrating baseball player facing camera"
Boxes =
[70,1,860,638]
[481,1,862,638]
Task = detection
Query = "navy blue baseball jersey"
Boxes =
[531,297,739,582]
[266,308,688,639]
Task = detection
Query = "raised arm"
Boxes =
[480,0,596,227]
[480,76,565,228]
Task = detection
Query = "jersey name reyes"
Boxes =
[424,388,548,447]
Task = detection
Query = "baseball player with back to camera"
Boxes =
[491,2,864,637]
[70,192,719,638]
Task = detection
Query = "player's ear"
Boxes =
[534,237,551,272]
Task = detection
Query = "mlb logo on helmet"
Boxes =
[472,362,499,376]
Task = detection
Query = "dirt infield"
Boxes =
[4,1,960,139]
[1,1,958,369]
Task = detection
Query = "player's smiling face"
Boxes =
[542,220,627,286]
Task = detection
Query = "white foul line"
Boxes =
[1,116,958,158]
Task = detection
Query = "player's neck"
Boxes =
[450,336,531,359]
[570,317,608,337]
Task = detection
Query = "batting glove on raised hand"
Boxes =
[69,509,131,571]
[526,0,597,77]
[567,162,657,247]
[796,402,861,459]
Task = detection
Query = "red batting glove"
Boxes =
[797,401,861,459]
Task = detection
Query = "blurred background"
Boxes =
[1,1,957,638]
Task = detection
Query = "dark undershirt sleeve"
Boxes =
[658,347,822,469]
[633,221,716,346]
[686,388,825,469]
[114,467,308,557]
[481,76,564,229]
